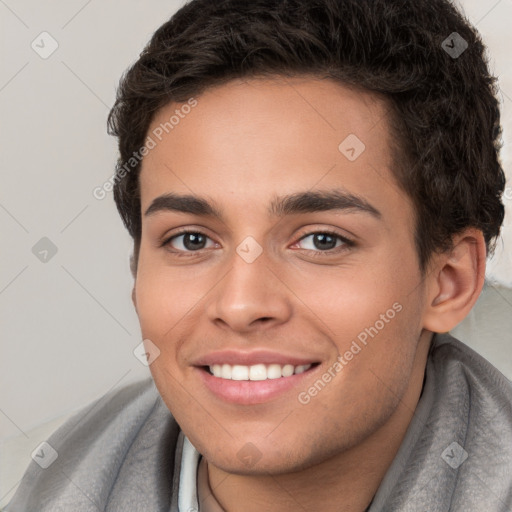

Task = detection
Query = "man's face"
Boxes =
[135,77,428,474]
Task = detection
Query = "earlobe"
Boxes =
[422,229,486,333]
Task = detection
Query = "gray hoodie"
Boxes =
[5,333,512,511]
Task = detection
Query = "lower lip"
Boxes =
[196,365,319,405]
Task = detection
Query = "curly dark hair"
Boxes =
[107,0,506,273]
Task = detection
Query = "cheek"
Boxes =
[335,287,424,425]
[133,253,212,383]
[301,250,422,392]
[134,276,169,338]
[134,251,202,337]
[285,251,418,343]
[133,264,194,414]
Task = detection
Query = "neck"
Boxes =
[205,331,433,512]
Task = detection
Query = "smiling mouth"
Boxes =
[203,362,320,381]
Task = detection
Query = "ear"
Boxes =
[422,228,486,333]
[132,286,137,312]
[130,252,137,278]
[129,252,137,311]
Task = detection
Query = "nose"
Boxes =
[205,247,293,333]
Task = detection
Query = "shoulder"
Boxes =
[372,333,512,509]
[432,332,512,396]
[6,377,181,512]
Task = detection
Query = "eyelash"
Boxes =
[160,228,355,258]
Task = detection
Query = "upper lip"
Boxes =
[192,350,320,367]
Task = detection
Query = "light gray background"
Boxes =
[0,0,511,504]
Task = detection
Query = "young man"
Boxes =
[7,0,512,510]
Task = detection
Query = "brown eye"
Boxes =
[297,232,349,252]
[164,231,215,252]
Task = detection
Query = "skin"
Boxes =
[133,76,486,511]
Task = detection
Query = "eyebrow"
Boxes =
[144,189,382,220]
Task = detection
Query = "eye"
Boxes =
[163,231,216,252]
[160,229,353,257]
[294,231,352,253]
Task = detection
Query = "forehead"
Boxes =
[139,76,408,223]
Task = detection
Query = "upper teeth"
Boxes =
[209,363,312,380]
